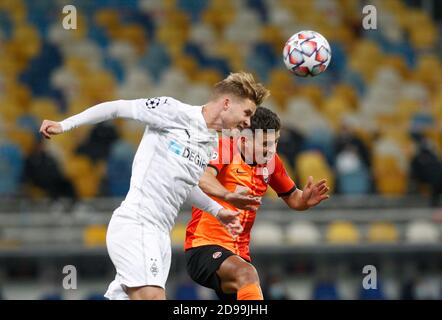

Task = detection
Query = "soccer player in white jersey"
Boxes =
[39,72,270,300]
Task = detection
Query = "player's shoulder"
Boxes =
[143,96,175,107]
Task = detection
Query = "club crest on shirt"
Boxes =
[150,258,159,277]
[212,251,222,259]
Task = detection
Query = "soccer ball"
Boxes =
[283,30,332,77]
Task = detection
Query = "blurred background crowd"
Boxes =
[0,0,442,300]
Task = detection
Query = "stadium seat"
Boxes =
[367,222,400,243]
[8,128,35,156]
[0,142,23,196]
[405,220,439,244]
[106,140,135,197]
[373,154,407,195]
[171,223,187,246]
[312,281,340,300]
[337,166,371,195]
[286,221,321,245]
[251,222,284,245]
[83,224,107,247]
[295,151,335,193]
[326,221,360,244]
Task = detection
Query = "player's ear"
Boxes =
[223,98,230,111]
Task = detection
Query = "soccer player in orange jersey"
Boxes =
[185,107,330,300]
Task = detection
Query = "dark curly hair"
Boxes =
[250,106,281,131]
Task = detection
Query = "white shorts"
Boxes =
[104,209,171,300]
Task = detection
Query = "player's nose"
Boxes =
[243,117,251,128]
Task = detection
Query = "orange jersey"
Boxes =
[185,137,296,261]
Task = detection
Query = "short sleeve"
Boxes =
[208,137,234,175]
[269,154,297,197]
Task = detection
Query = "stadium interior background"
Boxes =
[1,0,442,300]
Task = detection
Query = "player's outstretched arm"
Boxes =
[199,168,261,211]
[40,100,138,139]
[187,186,244,236]
[282,176,330,211]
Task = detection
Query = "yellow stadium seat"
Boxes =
[267,69,296,111]
[321,96,353,130]
[171,223,187,246]
[194,69,223,86]
[174,55,199,81]
[295,151,335,193]
[349,40,384,83]
[202,0,235,37]
[0,98,23,122]
[30,98,61,121]
[213,42,244,71]
[373,154,407,195]
[94,8,120,30]
[367,222,400,243]
[297,84,324,109]
[260,25,284,53]
[380,55,409,79]
[4,82,32,110]
[84,224,107,247]
[13,23,41,60]
[326,221,360,244]
[80,71,116,102]
[114,24,147,55]
[413,55,442,92]
[8,128,35,156]
[64,155,94,178]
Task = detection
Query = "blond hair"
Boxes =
[212,71,270,106]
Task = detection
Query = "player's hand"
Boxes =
[216,209,244,238]
[40,120,63,139]
[224,192,261,211]
[301,176,330,208]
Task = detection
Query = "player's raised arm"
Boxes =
[40,97,173,139]
[39,99,137,139]
[187,185,244,237]
[199,168,261,210]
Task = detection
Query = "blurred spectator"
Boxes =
[335,122,371,168]
[410,136,442,207]
[262,274,289,300]
[76,123,119,163]
[24,139,76,200]
[277,126,304,170]
[335,146,371,194]
[334,122,372,194]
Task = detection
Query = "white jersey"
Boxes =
[60,97,219,232]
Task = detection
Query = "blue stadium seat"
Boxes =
[106,140,135,196]
[0,143,24,196]
[337,166,371,194]
[312,281,340,300]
